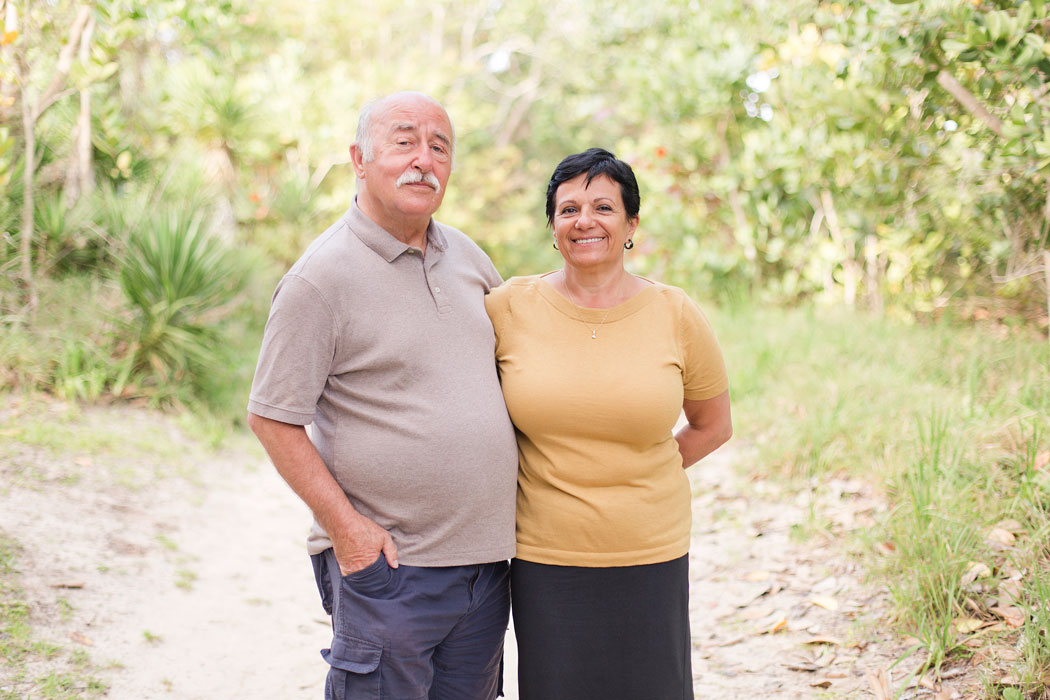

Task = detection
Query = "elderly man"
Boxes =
[247,92,518,700]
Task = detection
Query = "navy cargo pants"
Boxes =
[312,548,509,700]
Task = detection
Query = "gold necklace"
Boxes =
[564,281,618,340]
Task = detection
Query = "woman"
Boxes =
[485,148,732,700]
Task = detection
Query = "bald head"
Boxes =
[355,91,456,166]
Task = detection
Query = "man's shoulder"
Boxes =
[289,217,357,276]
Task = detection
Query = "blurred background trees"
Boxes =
[1,0,1048,413]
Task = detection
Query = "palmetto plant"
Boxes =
[118,206,242,393]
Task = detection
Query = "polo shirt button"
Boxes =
[434,287,441,293]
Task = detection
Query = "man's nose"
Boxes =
[412,143,434,170]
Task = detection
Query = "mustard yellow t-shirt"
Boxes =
[485,275,729,567]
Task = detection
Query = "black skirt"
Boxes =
[511,555,692,700]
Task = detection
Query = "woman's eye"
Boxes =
[559,207,577,215]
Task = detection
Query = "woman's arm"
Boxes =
[675,390,732,469]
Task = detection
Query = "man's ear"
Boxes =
[349,144,367,179]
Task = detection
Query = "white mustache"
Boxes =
[396,169,441,194]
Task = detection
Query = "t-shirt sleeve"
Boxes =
[481,254,503,289]
[247,274,336,425]
[484,283,510,356]
[678,294,729,401]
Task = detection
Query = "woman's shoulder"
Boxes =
[486,273,551,317]
[490,273,550,298]
[640,278,693,306]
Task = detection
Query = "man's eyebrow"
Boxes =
[433,131,452,148]
[390,123,451,149]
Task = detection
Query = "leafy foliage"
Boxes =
[118,205,244,400]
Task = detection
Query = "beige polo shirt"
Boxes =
[248,201,518,566]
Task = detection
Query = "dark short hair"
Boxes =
[545,148,640,227]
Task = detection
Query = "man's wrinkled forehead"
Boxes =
[389,120,452,149]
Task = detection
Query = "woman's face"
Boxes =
[552,173,638,273]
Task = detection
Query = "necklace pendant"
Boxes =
[591,330,597,339]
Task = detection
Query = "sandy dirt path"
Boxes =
[1,400,976,698]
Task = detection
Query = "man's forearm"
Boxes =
[246,413,398,572]
[247,413,357,534]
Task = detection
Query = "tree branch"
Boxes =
[33,3,91,121]
[936,69,1004,138]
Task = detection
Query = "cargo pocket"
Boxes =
[321,633,382,700]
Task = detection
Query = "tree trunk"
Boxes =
[865,234,883,314]
[64,13,95,204]
[19,78,37,313]
[14,1,94,314]
[820,189,860,306]
[1044,250,1050,358]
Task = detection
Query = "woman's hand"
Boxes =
[675,391,732,468]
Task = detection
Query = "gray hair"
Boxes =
[354,91,456,167]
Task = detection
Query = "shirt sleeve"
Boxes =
[484,283,510,357]
[678,294,729,401]
[247,274,337,425]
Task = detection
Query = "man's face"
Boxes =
[353,95,454,232]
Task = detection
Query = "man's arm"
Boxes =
[247,413,398,574]
[675,390,732,469]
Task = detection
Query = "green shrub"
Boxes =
[118,205,245,402]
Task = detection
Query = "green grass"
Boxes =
[0,531,106,699]
[712,303,1050,683]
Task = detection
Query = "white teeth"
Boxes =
[574,237,603,244]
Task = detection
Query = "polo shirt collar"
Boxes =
[345,198,448,263]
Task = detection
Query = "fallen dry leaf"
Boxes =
[1035,450,1050,471]
[865,667,893,700]
[758,616,788,635]
[785,661,820,672]
[739,603,776,621]
[986,527,1016,546]
[991,605,1025,628]
[1000,579,1023,603]
[996,519,1023,533]
[901,635,923,647]
[743,570,771,582]
[993,646,1021,662]
[70,631,93,646]
[954,616,984,634]
[809,594,839,611]
[810,680,832,689]
[875,541,896,556]
[803,636,844,646]
[50,581,85,589]
[961,561,992,586]
[812,575,838,593]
